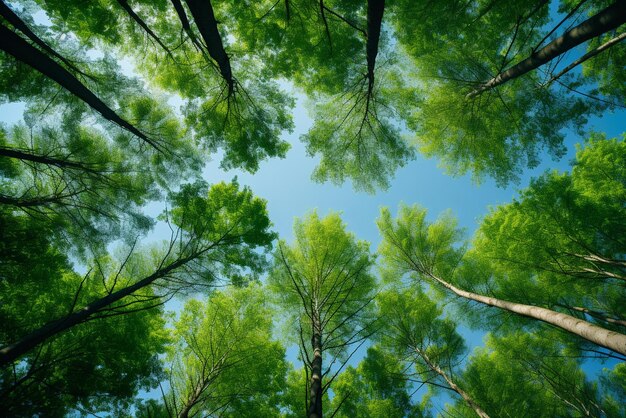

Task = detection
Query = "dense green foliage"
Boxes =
[0,0,624,416]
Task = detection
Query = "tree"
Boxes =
[377,287,489,418]
[161,284,287,418]
[473,134,626,339]
[330,346,426,418]
[269,211,377,418]
[0,2,163,151]
[376,203,626,356]
[0,180,275,366]
[25,0,295,173]
[0,209,168,417]
[0,102,199,256]
[447,332,609,417]
[466,1,626,98]
[387,0,614,185]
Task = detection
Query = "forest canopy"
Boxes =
[0,0,625,416]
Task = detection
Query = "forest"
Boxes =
[0,0,625,416]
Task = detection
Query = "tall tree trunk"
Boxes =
[417,348,490,418]
[183,0,234,93]
[0,1,90,78]
[467,1,626,98]
[170,0,206,53]
[0,192,81,207]
[308,314,323,418]
[0,252,200,366]
[0,23,161,152]
[115,0,172,54]
[0,146,100,173]
[560,305,626,328]
[365,0,385,92]
[425,272,626,355]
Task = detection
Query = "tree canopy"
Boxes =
[0,0,624,416]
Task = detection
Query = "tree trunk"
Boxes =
[308,315,323,418]
[170,0,205,53]
[0,1,89,78]
[183,0,234,93]
[0,252,198,366]
[565,305,626,328]
[417,348,490,418]
[115,0,171,54]
[366,0,385,87]
[426,272,626,355]
[467,1,626,98]
[0,146,100,173]
[0,23,161,152]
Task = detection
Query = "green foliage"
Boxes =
[162,284,287,417]
[269,211,377,357]
[448,332,608,418]
[377,205,466,282]
[0,211,168,417]
[388,0,602,185]
[331,346,426,418]
[473,135,626,329]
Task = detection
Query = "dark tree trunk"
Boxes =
[365,0,385,90]
[308,315,323,418]
[0,23,161,151]
[467,1,626,98]
[115,0,171,54]
[0,146,100,173]
[0,1,89,77]
[0,253,197,366]
[183,0,234,93]
[0,193,78,207]
[169,0,206,53]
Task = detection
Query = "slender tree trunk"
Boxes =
[417,348,490,418]
[308,314,323,418]
[0,1,90,78]
[178,381,204,418]
[0,252,198,366]
[115,0,172,54]
[183,0,234,93]
[467,1,626,98]
[0,23,161,151]
[426,272,626,355]
[563,305,626,328]
[0,146,99,173]
[366,0,385,88]
[363,0,385,119]
[170,0,206,53]
[545,31,626,85]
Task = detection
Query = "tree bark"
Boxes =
[308,314,323,418]
[0,251,199,366]
[183,0,234,93]
[565,305,626,328]
[467,1,626,98]
[425,272,626,356]
[417,348,490,418]
[0,23,161,151]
